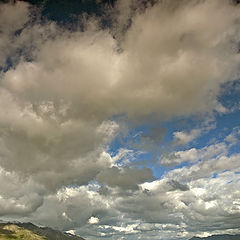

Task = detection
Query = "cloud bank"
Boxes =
[0,0,240,239]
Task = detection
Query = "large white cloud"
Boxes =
[118,0,240,118]
[0,1,240,239]
[0,0,239,182]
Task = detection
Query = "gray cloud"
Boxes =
[0,0,239,190]
[0,1,240,239]
[96,166,155,190]
[0,167,44,216]
[19,163,239,239]
[0,1,30,67]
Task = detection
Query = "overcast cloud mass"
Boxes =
[0,0,240,239]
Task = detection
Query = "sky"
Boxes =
[0,0,240,239]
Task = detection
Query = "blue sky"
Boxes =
[0,1,240,240]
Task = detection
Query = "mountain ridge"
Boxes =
[0,222,85,240]
[189,234,240,240]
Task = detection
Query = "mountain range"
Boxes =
[0,222,85,240]
[190,234,240,240]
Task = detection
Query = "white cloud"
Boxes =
[173,129,201,145]
[9,160,239,239]
[88,217,100,225]
[0,0,239,191]
[160,142,227,166]
[224,126,240,145]
[119,0,240,118]
[65,229,76,235]
[0,1,240,239]
[112,224,138,234]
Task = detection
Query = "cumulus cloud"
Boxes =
[88,217,100,225]
[0,167,44,216]
[119,0,240,118]
[96,166,155,190]
[160,142,228,166]
[0,0,239,188]
[1,0,239,178]
[0,0,240,239]
[23,164,239,239]
[0,1,30,67]
[224,126,240,145]
[173,129,201,145]
[167,152,240,183]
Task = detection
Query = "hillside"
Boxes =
[0,222,85,240]
[0,223,46,240]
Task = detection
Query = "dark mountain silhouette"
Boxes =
[190,234,240,240]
